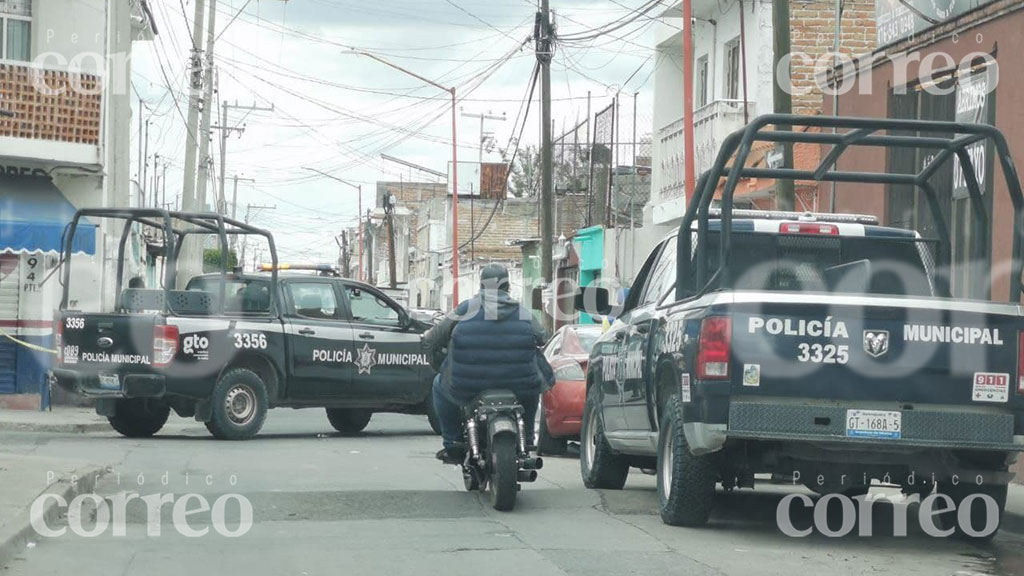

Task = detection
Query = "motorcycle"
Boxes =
[459,389,543,511]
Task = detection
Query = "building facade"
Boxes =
[0,0,154,409]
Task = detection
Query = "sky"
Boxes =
[131,0,675,265]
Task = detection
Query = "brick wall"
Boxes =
[0,64,102,145]
[455,195,585,261]
[789,0,876,115]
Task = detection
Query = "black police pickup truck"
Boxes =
[576,116,1024,538]
[51,209,438,440]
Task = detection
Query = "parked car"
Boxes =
[536,323,604,455]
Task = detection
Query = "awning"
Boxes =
[0,175,96,255]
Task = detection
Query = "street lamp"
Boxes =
[302,167,364,282]
[343,48,461,306]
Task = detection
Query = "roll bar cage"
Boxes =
[675,114,1024,302]
[59,208,279,314]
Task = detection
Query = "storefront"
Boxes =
[827,0,1024,301]
[0,175,96,408]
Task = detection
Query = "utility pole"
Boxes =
[216,101,274,213]
[241,203,275,271]
[229,175,256,250]
[538,0,554,329]
[196,0,220,212]
[460,109,507,165]
[181,0,206,212]
[773,0,795,210]
[383,192,398,289]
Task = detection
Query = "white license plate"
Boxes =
[845,409,901,439]
[98,374,120,391]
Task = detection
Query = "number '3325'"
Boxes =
[796,343,848,364]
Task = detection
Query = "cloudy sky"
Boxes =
[132,0,674,264]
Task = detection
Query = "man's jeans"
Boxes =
[432,375,538,451]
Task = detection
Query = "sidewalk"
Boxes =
[0,453,107,567]
[0,407,112,434]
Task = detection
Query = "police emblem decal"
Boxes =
[863,330,890,358]
[355,343,378,374]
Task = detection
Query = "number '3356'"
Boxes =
[233,332,267,350]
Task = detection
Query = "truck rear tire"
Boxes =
[936,481,1007,541]
[205,369,268,440]
[580,385,629,490]
[326,408,373,434]
[108,398,170,438]
[657,394,716,527]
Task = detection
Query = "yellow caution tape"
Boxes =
[0,326,57,355]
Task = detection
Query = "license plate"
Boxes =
[845,409,901,439]
[98,374,120,391]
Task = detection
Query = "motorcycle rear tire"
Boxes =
[489,434,518,511]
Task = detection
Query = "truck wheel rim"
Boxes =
[584,406,597,469]
[661,421,674,499]
[225,385,256,426]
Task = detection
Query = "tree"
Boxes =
[203,248,239,272]
[507,145,541,198]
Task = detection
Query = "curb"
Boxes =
[0,465,108,568]
[0,421,112,434]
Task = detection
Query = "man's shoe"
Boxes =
[435,447,465,464]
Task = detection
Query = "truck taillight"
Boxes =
[779,222,839,235]
[153,324,178,367]
[1018,331,1024,394]
[697,317,731,380]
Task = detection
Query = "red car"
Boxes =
[536,324,604,455]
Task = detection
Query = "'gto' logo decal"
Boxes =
[863,330,889,358]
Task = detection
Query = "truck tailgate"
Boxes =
[725,293,1024,409]
[58,313,157,371]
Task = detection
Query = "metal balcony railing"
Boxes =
[656,99,755,204]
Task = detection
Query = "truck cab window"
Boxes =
[640,237,678,306]
[346,286,400,327]
[288,283,339,320]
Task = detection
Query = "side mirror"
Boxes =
[574,286,612,316]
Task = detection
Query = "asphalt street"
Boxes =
[2,410,1023,576]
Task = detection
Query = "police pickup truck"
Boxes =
[577,115,1024,538]
[50,209,438,440]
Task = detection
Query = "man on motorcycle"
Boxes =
[422,264,552,463]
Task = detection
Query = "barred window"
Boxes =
[0,1,30,62]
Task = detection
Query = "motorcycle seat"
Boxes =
[463,389,521,417]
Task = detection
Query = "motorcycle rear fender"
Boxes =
[487,413,518,440]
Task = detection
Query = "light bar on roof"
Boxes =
[258,263,337,273]
[706,209,879,225]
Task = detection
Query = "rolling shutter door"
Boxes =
[0,255,20,394]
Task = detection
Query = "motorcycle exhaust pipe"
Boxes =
[521,456,543,470]
[517,470,537,483]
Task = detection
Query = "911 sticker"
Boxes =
[680,374,691,403]
[972,372,1009,403]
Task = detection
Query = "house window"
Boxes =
[724,37,740,100]
[0,2,30,62]
[696,55,709,108]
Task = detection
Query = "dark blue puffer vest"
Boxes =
[441,290,541,403]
